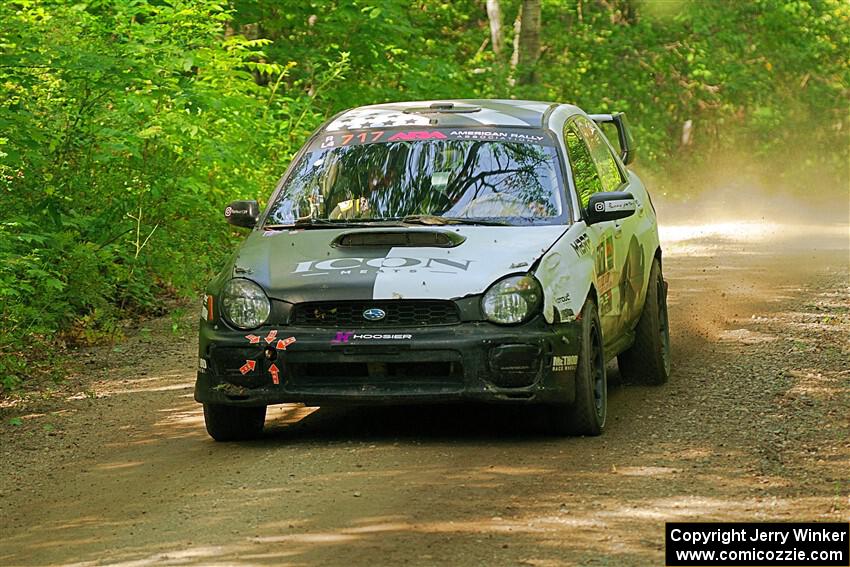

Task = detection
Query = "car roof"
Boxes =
[324,99,582,132]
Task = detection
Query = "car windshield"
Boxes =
[264,129,566,227]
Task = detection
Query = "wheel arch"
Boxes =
[585,283,598,308]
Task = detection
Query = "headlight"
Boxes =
[221,278,271,329]
[482,275,543,325]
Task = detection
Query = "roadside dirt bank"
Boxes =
[1,221,848,566]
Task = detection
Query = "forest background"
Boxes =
[1,0,847,391]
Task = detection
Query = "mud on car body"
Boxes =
[195,100,671,441]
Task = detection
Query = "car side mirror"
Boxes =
[224,200,259,228]
[586,192,637,224]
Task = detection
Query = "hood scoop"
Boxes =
[332,230,466,249]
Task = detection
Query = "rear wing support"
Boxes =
[589,112,636,165]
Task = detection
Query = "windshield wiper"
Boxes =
[401,215,511,227]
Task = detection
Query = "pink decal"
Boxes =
[332,331,353,344]
[387,131,448,142]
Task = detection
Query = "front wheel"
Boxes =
[549,298,607,436]
[617,258,671,385]
[203,403,266,442]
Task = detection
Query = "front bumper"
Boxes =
[194,318,581,407]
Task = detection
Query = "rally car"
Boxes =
[196,99,671,441]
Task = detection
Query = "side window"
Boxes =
[565,123,602,209]
[574,118,625,192]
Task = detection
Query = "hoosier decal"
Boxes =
[332,332,413,344]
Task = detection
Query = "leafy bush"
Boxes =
[0,0,348,391]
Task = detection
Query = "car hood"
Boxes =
[231,225,568,303]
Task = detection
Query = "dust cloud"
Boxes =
[638,145,850,257]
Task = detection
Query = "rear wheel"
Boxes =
[618,258,670,385]
[549,299,607,436]
[203,403,266,442]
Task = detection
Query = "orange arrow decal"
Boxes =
[269,363,280,385]
[264,330,278,344]
[239,360,256,375]
[275,337,296,350]
[245,334,261,344]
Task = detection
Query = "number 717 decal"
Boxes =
[340,131,386,146]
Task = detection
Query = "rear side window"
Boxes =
[574,117,624,192]
[565,123,603,208]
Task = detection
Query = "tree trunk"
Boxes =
[486,0,503,55]
[508,4,521,85]
[601,0,638,25]
[516,0,541,85]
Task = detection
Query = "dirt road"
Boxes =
[1,221,848,567]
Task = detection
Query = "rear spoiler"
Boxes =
[589,112,636,165]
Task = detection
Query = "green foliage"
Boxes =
[0,0,348,391]
[170,307,190,336]
[1,0,847,392]
[228,0,848,193]
[507,0,850,192]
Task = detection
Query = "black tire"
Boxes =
[617,258,671,385]
[549,299,607,436]
[203,403,266,442]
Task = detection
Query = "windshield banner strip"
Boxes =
[310,128,555,152]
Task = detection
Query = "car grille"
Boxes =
[290,300,460,328]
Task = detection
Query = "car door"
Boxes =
[564,117,636,344]
[581,118,651,339]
